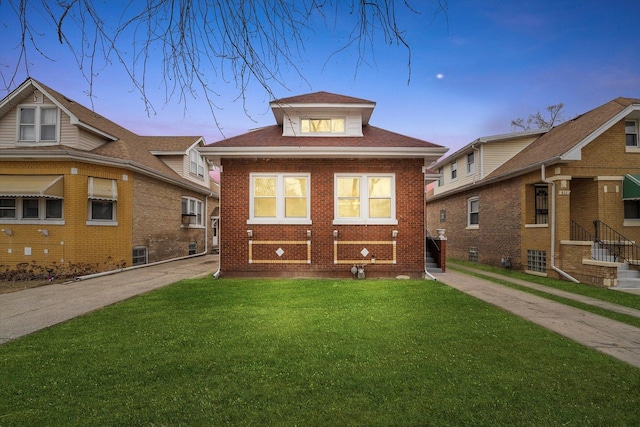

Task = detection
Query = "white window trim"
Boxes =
[0,197,65,225]
[16,105,60,144]
[333,173,397,225]
[467,196,479,229]
[189,150,205,178]
[300,117,346,135]
[87,200,117,226]
[450,161,458,181]
[132,246,148,265]
[466,153,475,175]
[182,196,204,227]
[248,173,312,225]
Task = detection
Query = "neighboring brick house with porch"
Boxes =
[200,91,448,278]
[0,78,219,277]
[426,97,640,287]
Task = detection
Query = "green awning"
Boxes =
[0,175,64,198]
[623,174,640,200]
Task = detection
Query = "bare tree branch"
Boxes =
[511,103,566,131]
[1,0,448,135]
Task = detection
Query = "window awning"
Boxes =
[623,174,640,201]
[0,175,64,199]
[88,177,118,201]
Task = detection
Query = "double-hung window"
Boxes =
[451,162,458,180]
[535,185,549,224]
[467,153,475,175]
[182,197,203,226]
[437,167,444,186]
[468,197,479,227]
[626,120,638,147]
[189,150,205,177]
[334,174,396,225]
[0,198,63,221]
[249,173,310,224]
[18,106,58,143]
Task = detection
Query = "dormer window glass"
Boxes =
[19,106,58,142]
[301,118,345,134]
[189,150,205,177]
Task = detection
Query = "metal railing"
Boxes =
[594,220,640,269]
[570,220,595,242]
[426,231,441,268]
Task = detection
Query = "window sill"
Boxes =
[0,219,65,225]
[525,270,548,277]
[625,147,640,153]
[524,223,548,228]
[247,219,313,225]
[466,225,479,230]
[332,219,398,226]
[181,224,205,229]
[623,219,640,227]
[86,220,118,226]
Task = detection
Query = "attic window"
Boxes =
[301,118,345,134]
[18,106,58,143]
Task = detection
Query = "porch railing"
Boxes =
[594,220,640,269]
[570,220,595,242]
[426,231,441,268]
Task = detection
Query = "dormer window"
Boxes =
[301,118,345,134]
[189,150,205,177]
[19,106,58,142]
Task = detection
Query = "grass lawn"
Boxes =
[1,278,639,426]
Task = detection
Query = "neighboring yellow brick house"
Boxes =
[427,97,640,288]
[0,78,219,277]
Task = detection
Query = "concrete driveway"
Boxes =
[0,254,218,344]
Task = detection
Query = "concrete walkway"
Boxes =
[0,254,219,345]
[434,268,640,369]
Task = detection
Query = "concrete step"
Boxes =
[615,278,640,289]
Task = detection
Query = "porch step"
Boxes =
[614,263,640,289]
[591,244,617,262]
[425,251,440,273]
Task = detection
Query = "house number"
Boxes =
[558,190,571,195]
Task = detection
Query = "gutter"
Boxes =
[541,164,579,283]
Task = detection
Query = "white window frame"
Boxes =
[466,152,475,175]
[0,197,64,224]
[626,120,638,148]
[467,196,479,228]
[450,161,458,180]
[248,173,311,225]
[182,197,204,227]
[437,167,444,186]
[333,173,397,225]
[132,246,148,266]
[88,200,116,224]
[17,105,59,144]
[189,150,205,177]
[300,118,346,134]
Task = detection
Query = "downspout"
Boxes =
[424,166,437,281]
[541,164,579,283]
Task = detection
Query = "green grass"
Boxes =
[447,260,640,328]
[1,278,640,426]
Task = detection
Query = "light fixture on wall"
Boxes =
[392,230,398,238]
[247,229,253,238]
[38,229,49,237]
[333,230,338,238]
[1,229,12,236]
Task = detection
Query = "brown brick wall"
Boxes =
[219,158,427,278]
[132,173,209,262]
[427,177,523,268]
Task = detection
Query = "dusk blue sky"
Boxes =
[2,1,640,158]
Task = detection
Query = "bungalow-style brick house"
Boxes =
[0,78,219,276]
[427,97,640,287]
[200,91,448,278]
